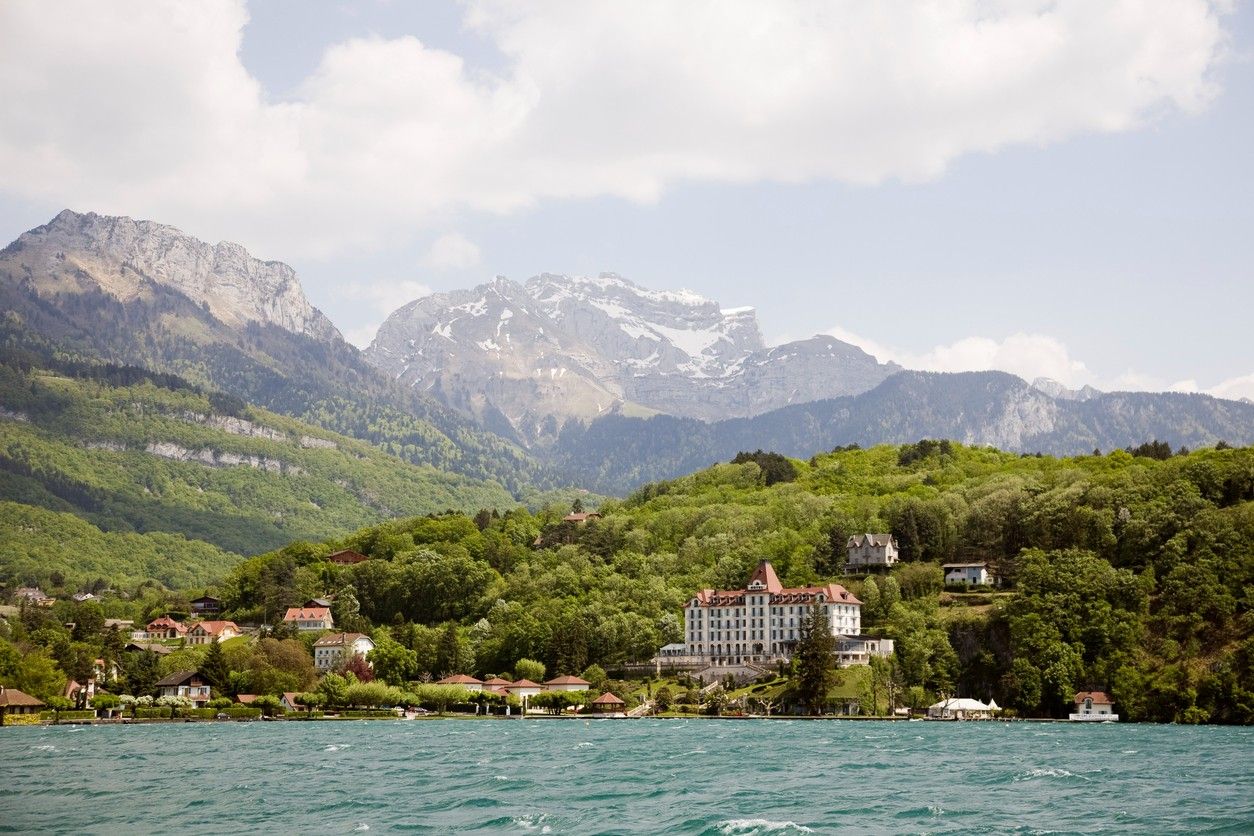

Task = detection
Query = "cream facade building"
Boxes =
[683,561,880,666]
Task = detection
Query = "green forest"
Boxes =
[0,350,536,574]
[3,440,1250,723]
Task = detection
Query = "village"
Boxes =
[0,534,1118,727]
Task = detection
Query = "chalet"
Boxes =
[562,512,601,523]
[544,675,592,692]
[327,549,368,566]
[154,670,211,703]
[146,616,188,640]
[72,592,97,602]
[283,606,333,632]
[191,596,222,615]
[235,694,259,705]
[0,686,45,725]
[1071,691,1118,722]
[304,598,333,609]
[591,692,626,714]
[846,534,899,569]
[943,562,993,586]
[281,692,303,712]
[186,620,241,645]
[436,674,484,692]
[313,632,374,671]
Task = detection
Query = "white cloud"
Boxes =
[828,324,1254,402]
[422,232,482,271]
[826,327,1092,387]
[0,0,1231,257]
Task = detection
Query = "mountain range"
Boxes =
[367,272,899,443]
[2,209,1252,497]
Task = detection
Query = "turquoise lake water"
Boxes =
[1,719,1251,834]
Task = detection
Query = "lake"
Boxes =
[1,719,1251,834]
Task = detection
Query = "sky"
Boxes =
[1,1,1251,398]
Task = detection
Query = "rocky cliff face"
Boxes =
[0,210,339,341]
[366,272,899,440]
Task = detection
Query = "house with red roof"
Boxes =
[436,674,483,692]
[145,616,187,640]
[187,620,242,645]
[327,549,368,565]
[505,679,544,708]
[680,560,883,668]
[283,606,333,632]
[544,675,592,692]
[1071,691,1118,721]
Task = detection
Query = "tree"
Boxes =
[571,497,584,514]
[654,685,673,713]
[253,694,282,716]
[368,629,417,685]
[580,663,608,694]
[435,623,468,677]
[318,672,352,709]
[514,658,546,683]
[198,638,231,694]
[295,692,323,715]
[45,696,73,723]
[793,604,837,715]
[90,692,120,717]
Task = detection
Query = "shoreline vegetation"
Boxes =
[3,439,1251,726]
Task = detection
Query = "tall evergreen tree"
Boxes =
[199,638,231,695]
[794,603,837,715]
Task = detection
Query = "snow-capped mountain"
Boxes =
[366,272,898,441]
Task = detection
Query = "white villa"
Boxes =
[313,632,374,672]
[186,620,241,645]
[678,560,891,667]
[943,562,994,586]
[1071,691,1118,721]
[846,534,899,569]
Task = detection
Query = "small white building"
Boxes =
[927,697,996,719]
[313,632,374,672]
[846,534,899,569]
[506,679,544,709]
[1070,691,1118,721]
[283,606,334,632]
[943,562,993,586]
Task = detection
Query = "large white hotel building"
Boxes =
[682,560,876,666]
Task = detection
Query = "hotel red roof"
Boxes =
[146,616,187,632]
[545,675,591,686]
[688,559,861,608]
[283,607,331,622]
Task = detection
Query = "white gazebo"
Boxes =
[927,697,995,720]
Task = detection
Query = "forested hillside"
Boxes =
[0,348,520,579]
[194,441,1253,722]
